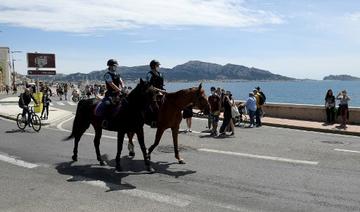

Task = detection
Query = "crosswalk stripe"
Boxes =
[67,101,77,106]
[49,103,54,106]
[56,102,65,106]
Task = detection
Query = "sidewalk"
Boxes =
[0,103,73,126]
[193,110,360,137]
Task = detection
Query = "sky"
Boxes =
[0,0,360,79]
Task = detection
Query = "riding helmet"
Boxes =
[150,60,160,69]
[107,59,118,66]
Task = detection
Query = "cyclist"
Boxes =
[18,88,38,123]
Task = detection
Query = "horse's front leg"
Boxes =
[171,127,185,164]
[115,131,125,171]
[135,128,153,172]
[93,127,105,166]
[127,132,135,157]
[147,128,166,160]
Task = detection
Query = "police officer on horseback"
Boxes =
[102,59,124,129]
[146,60,164,90]
[145,60,164,128]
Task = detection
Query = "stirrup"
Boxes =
[102,120,109,129]
[150,121,157,128]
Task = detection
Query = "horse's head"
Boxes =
[193,83,210,115]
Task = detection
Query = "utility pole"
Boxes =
[10,50,22,87]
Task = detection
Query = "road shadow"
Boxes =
[55,155,196,192]
[55,161,135,192]
[5,129,35,134]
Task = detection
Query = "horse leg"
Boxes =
[172,127,185,164]
[72,128,87,162]
[115,132,125,171]
[72,137,80,161]
[93,127,105,166]
[135,128,153,172]
[147,128,166,160]
[127,132,135,157]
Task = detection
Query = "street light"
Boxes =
[10,50,22,86]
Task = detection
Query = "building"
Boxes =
[0,47,11,88]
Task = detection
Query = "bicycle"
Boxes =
[16,106,42,132]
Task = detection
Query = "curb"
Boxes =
[262,122,360,137]
[193,113,360,137]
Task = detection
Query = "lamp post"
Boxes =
[10,50,22,87]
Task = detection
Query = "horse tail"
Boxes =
[63,99,92,141]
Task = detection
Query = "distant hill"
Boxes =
[323,74,360,81]
[29,60,294,82]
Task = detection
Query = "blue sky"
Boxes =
[0,0,360,79]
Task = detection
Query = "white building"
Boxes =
[0,47,11,88]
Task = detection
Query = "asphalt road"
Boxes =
[1,105,360,211]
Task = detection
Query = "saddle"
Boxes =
[95,96,126,130]
[145,93,165,128]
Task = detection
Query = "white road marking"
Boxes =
[0,153,39,168]
[57,115,130,141]
[199,148,319,165]
[71,177,190,207]
[67,101,77,106]
[56,102,65,106]
[49,103,54,106]
[334,148,360,154]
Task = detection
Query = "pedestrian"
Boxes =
[253,89,262,127]
[243,92,257,128]
[63,83,68,101]
[5,85,9,95]
[40,90,52,120]
[336,90,351,128]
[324,89,336,124]
[208,86,221,136]
[182,104,193,132]
[219,91,233,136]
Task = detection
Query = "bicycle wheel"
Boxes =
[31,114,42,132]
[16,113,27,130]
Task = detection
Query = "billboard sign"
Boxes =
[27,70,56,75]
[27,53,56,68]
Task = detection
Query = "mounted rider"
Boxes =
[101,59,124,129]
[146,60,164,90]
[146,59,164,128]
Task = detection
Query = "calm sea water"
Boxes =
[163,80,360,107]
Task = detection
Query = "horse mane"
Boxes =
[165,87,198,100]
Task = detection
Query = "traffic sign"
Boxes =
[27,53,56,68]
[27,70,56,75]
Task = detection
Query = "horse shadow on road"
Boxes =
[55,155,196,192]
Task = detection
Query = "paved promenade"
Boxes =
[1,95,359,136]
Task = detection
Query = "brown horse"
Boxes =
[147,83,210,164]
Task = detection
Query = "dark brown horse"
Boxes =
[63,79,158,172]
[147,83,210,164]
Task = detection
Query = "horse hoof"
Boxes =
[146,166,155,173]
[129,152,135,157]
[115,166,122,172]
[72,155,77,161]
[178,159,186,164]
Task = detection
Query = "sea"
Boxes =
[162,80,360,107]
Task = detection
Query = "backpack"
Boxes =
[258,91,266,105]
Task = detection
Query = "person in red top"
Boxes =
[208,87,221,136]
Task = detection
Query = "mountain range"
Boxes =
[323,74,360,81]
[29,60,295,82]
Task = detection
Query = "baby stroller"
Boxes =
[234,104,248,127]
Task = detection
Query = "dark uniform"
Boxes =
[146,71,164,90]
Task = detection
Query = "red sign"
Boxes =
[27,70,56,75]
[27,53,56,68]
